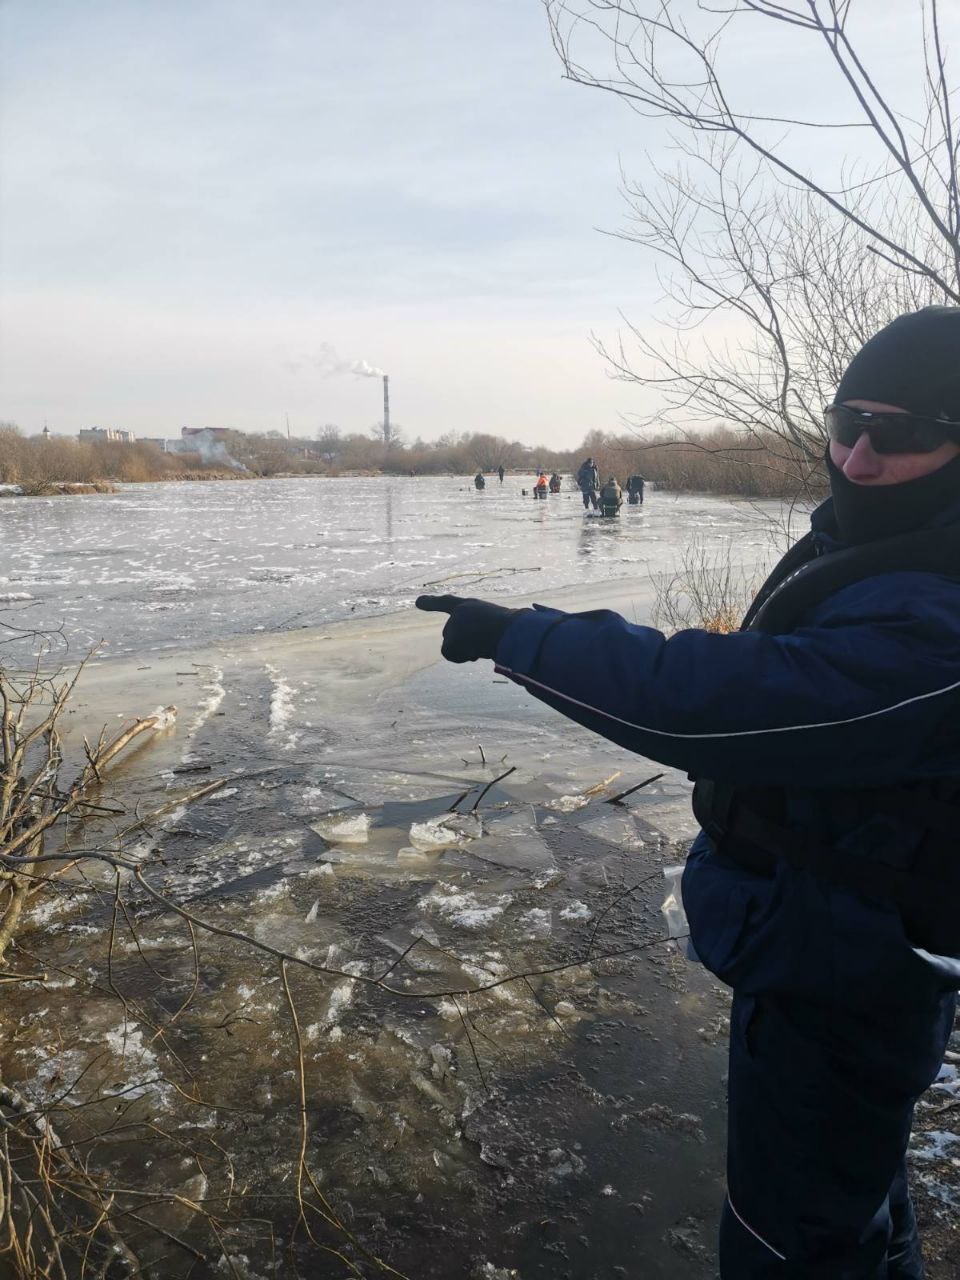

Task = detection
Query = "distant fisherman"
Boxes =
[576,456,600,510]
[599,476,622,517]
[498,464,505,484]
[626,474,645,505]
[534,471,549,500]
[549,472,562,493]
[474,471,485,490]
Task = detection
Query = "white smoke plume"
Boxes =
[284,343,385,379]
[348,358,385,378]
[188,430,248,471]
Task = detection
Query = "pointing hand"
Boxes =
[415,594,521,663]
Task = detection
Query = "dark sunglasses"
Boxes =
[825,404,960,455]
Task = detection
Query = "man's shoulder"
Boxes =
[811,570,960,631]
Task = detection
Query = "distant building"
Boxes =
[78,426,135,444]
[138,438,169,452]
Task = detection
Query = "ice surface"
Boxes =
[520,908,552,938]
[0,477,787,659]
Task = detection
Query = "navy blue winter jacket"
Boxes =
[494,502,960,1002]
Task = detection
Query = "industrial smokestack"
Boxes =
[383,375,391,445]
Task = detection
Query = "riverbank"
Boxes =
[0,470,259,496]
[0,480,118,496]
[0,419,825,498]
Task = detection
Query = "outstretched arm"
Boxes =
[417,578,960,789]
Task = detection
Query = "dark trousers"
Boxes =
[581,489,597,509]
[720,990,955,1278]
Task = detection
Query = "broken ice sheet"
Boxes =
[473,832,556,873]
[471,806,557,873]
[444,812,483,839]
[575,809,645,850]
[409,817,466,849]
[291,786,355,817]
[310,811,371,843]
[482,806,538,839]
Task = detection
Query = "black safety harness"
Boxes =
[691,523,960,954]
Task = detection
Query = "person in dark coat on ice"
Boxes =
[416,308,960,1278]
[626,474,645,505]
[599,476,623,516]
[577,456,600,510]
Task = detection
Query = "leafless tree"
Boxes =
[546,1,960,473]
[369,420,405,449]
[467,432,519,471]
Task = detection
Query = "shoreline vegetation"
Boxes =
[0,421,827,499]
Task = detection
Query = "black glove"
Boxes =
[415,594,520,663]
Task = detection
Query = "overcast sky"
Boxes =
[0,1,950,446]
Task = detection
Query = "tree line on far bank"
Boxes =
[0,420,824,499]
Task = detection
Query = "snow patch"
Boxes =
[187,666,225,737]
[418,883,512,930]
[560,900,592,922]
[265,662,299,751]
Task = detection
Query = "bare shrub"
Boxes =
[652,536,771,635]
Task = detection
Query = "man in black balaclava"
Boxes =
[826,306,960,543]
[417,308,960,1277]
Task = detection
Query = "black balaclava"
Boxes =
[828,306,960,543]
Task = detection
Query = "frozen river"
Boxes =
[0,475,783,658]
[2,478,795,1278]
